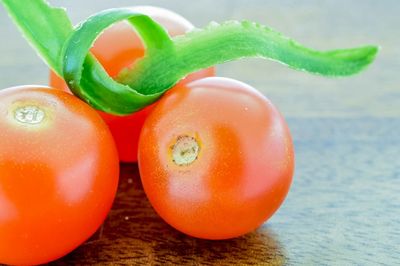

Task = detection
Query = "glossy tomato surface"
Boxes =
[50,6,214,162]
[0,86,119,265]
[138,77,294,240]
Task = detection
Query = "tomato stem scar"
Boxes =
[172,135,200,166]
[14,106,45,125]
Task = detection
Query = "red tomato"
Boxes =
[50,6,214,162]
[138,77,294,240]
[0,86,119,265]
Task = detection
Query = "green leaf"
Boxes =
[0,0,73,76]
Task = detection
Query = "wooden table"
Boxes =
[1,1,399,265]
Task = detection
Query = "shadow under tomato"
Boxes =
[51,164,286,265]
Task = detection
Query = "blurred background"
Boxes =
[0,1,399,265]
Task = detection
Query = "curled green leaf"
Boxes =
[64,9,378,114]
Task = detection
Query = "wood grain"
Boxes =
[47,118,400,265]
[50,164,286,266]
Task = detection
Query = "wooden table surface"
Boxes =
[1,1,399,265]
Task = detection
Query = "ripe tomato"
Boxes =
[50,6,214,162]
[138,77,294,239]
[0,86,119,265]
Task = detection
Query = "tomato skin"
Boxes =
[50,6,214,162]
[0,86,119,265]
[138,77,294,240]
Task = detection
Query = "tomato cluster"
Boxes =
[0,6,293,265]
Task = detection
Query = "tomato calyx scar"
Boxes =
[14,105,45,125]
[171,135,200,166]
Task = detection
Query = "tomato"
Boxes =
[0,86,119,265]
[138,77,294,240]
[50,6,214,162]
